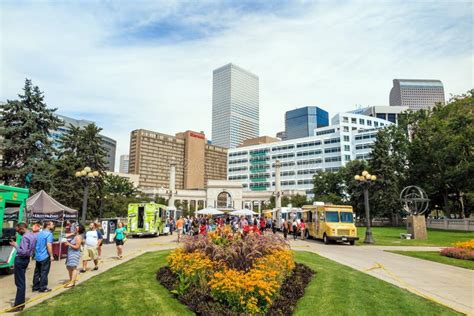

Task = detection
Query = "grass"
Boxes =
[355,227,473,246]
[386,250,474,270]
[21,250,460,316]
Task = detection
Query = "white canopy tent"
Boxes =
[229,209,258,216]
[196,207,224,215]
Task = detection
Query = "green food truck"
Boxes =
[127,203,167,237]
[0,185,29,273]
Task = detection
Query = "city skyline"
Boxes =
[1,1,472,168]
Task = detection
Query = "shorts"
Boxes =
[115,239,124,246]
[177,228,183,234]
[82,247,98,261]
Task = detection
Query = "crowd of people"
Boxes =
[8,220,127,312]
[169,215,307,241]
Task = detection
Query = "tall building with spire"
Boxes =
[212,63,259,148]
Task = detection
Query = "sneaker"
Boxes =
[79,269,86,273]
[8,306,24,312]
[39,288,52,293]
[93,266,99,271]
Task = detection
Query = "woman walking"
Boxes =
[64,225,84,288]
[115,222,127,259]
[292,220,298,240]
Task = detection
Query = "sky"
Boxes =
[1,0,472,171]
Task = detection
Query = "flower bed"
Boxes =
[157,229,315,315]
[440,239,474,261]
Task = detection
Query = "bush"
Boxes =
[159,230,311,315]
[440,247,474,261]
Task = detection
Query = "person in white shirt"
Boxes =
[80,223,103,273]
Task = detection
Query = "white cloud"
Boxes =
[1,1,472,170]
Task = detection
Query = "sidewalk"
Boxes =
[289,238,474,315]
[0,235,179,314]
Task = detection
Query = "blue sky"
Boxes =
[1,0,472,170]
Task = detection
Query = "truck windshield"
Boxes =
[325,211,339,222]
[340,212,354,223]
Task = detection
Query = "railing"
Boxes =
[426,218,474,231]
[250,177,268,182]
[250,151,268,157]
[250,186,269,191]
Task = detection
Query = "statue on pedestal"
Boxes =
[400,186,430,239]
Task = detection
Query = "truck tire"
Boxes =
[349,240,355,245]
[323,233,329,245]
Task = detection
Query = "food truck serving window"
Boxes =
[325,211,339,222]
[340,212,354,223]
[3,203,21,227]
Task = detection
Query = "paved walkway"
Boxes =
[288,238,473,315]
[0,235,472,315]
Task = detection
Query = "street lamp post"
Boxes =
[354,170,377,244]
[75,167,99,224]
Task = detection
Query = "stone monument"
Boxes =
[400,186,430,240]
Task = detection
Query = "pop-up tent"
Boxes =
[27,190,78,220]
[26,190,79,260]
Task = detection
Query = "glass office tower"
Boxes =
[285,106,329,140]
[212,63,259,149]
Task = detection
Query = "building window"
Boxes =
[367,120,372,126]
[351,118,357,124]
[343,126,349,132]
[345,155,351,161]
[344,145,350,151]
[388,113,396,123]
[343,117,349,123]
[376,113,386,120]
[374,121,379,127]
[359,119,365,125]
[343,135,350,142]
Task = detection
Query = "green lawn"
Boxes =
[386,250,474,270]
[21,251,460,316]
[356,227,473,246]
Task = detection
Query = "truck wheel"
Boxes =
[349,240,355,245]
[323,234,329,245]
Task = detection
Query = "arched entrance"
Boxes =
[217,191,232,208]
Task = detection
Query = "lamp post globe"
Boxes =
[84,166,91,173]
[92,170,99,177]
[354,175,360,181]
[362,170,368,177]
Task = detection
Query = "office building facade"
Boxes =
[119,155,129,173]
[350,105,409,125]
[128,129,227,190]
[51,115,117,171]
[285,106,329,140]
[389,79,445,110]
[227,113,392,196]
[212,63,259,148]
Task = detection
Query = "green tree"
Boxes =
[0,79,61,190]
[340,160,368,218]
[369,125,409,224]
[289,194,309,207]
[52,123,108,218]
[407,91,474,217]
[312,170,344,204]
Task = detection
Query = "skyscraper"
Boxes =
[389,79,445,110]
[51,115,117,171]
[119,154,129,173]
[212,63,259,148]
[285,106,329,140]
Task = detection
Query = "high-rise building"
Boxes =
[350,105,409,125]
[119,155,129,173]
[389,79,445,110]
[212,63,259,148]
[128,129,227,190]
[227,112,393,196]
[285,106,329,140]
[51,115,117,171]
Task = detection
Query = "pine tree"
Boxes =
[0,79,62,190]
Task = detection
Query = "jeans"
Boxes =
[32,258,51,291]
[14,256,30,306]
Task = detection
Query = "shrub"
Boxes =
[440,247,474,261]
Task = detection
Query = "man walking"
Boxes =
[9,223,37,312]
[81,223,102,272]
[33,221,55,293]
